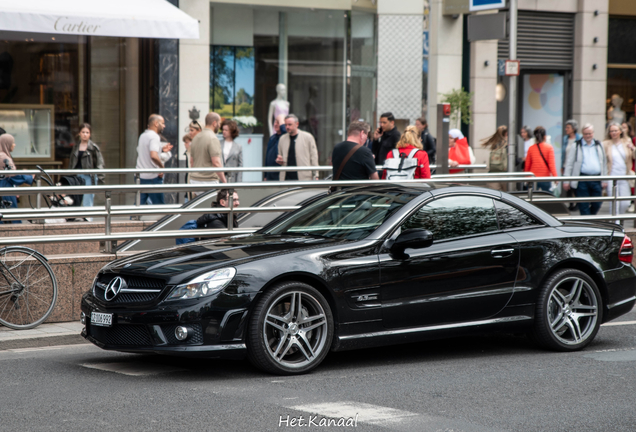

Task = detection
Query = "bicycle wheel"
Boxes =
[0,247,57,329]
[28,175,54,210]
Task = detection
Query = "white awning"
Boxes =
[0,0,199,39]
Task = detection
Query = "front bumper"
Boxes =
[80,293,249,359]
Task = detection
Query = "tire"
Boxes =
[0,247,58,330]
[531,269,602,351]
[247,282,334,375]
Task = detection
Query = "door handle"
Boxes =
[491,248,514,258]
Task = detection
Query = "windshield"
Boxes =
[263,190,418,240]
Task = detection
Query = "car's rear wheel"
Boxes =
[247,282,333,375]
[531,269,601,351]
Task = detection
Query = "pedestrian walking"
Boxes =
[520,126,535,160]
[0,134,33,222]
[602,122,635,220]
[525,126,558,192]
[382,125,431,179]
[481,126,508,190]
[563,123,608,215]
[561,120,582,209]
[371,112,401,165]
[187,120,202,139]
[331,120,378,182]
[448,129,474,173]
[221,119,243,184]
[190,112,226,197]
[68,123,105,210]
[136,114,173,205]
[415,117,436,164]
[622,121,636,145]
[276,114,319,181]
[264,114,286,181]
[562,120,582,172]
[183,133,192,202]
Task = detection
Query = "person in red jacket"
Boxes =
[382,125,431,179]
[524,126,558,192]
[448,129,473,173]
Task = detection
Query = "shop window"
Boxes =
[0,34,83,167]
[210,46,255,119]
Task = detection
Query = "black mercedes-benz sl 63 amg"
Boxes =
[81,185,636,375]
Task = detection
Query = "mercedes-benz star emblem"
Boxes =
[104,276,127,301]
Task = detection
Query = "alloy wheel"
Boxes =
[547,276,598,346]
[262,290,329,370]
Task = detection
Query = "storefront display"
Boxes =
[0,104,54,161]
[212,3,377,168]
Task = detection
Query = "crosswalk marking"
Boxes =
[602,320,636,327]
[81,361,185,376]
[288,401,417,425]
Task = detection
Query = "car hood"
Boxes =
[106,234,344,281]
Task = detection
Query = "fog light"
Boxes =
[175,326,189,341]
[80,312,86,325]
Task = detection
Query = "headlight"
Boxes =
[166,268,236,301]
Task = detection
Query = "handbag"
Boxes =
[628,169,635,188]
[535,143,558,194]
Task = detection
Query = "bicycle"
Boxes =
[0,212,58,329]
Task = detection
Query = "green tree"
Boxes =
[440,88,473,129]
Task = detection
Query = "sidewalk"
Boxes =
[0,321,86,350]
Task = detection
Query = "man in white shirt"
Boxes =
[563,123,607,215]
[136,114,173,205]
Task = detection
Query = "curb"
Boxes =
[0,334,88,351]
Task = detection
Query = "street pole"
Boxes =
[508,0,518,188]
[436,104,450,174]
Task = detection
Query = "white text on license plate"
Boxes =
[91,312,113,327]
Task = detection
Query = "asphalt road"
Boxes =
[1,310,635,432]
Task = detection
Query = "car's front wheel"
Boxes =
[531,269,602,351]
[247,282,334,375]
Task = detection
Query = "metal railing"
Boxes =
[1,167,633,253]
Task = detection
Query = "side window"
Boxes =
[494,200,543,229]
[403,195,498,241]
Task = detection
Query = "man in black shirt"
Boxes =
[332,121,379,181]
[372,112,401,165]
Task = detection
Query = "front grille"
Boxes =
[93,273,165,304]
[162,324,204,345]
[89,324,153,346]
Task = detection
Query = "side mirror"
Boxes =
[390,228,433,258]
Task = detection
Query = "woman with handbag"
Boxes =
[69,123,105,210]
[602,122,635,219]
[481,125,508,191]
[524,126,557,192]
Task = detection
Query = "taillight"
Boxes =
[619,235,633,263]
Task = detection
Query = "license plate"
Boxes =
[91,312,113,327]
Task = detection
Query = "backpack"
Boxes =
[383,149,420,180]
[489,144,508,173]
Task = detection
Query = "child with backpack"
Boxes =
[382,125,431,180]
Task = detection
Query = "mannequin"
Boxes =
[608,94,626,125]
[268,83,290,136]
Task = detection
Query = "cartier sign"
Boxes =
[54,17,101,34]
